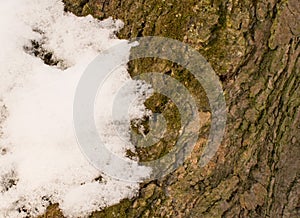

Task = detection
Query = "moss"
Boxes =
[55,0,300,217]
[90,199,133,218]
[82,4,93,16]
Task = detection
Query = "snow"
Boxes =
[0,0,151,217]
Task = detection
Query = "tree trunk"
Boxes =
[58,0,300,217]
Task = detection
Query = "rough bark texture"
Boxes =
[47,0,300,217]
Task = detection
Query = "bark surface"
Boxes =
[46,0,300,217]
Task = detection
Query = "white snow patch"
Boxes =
[0,0,151,217]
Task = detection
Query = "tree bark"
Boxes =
[58,0,300,217]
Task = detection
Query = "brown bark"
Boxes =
[57,0,300,217]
